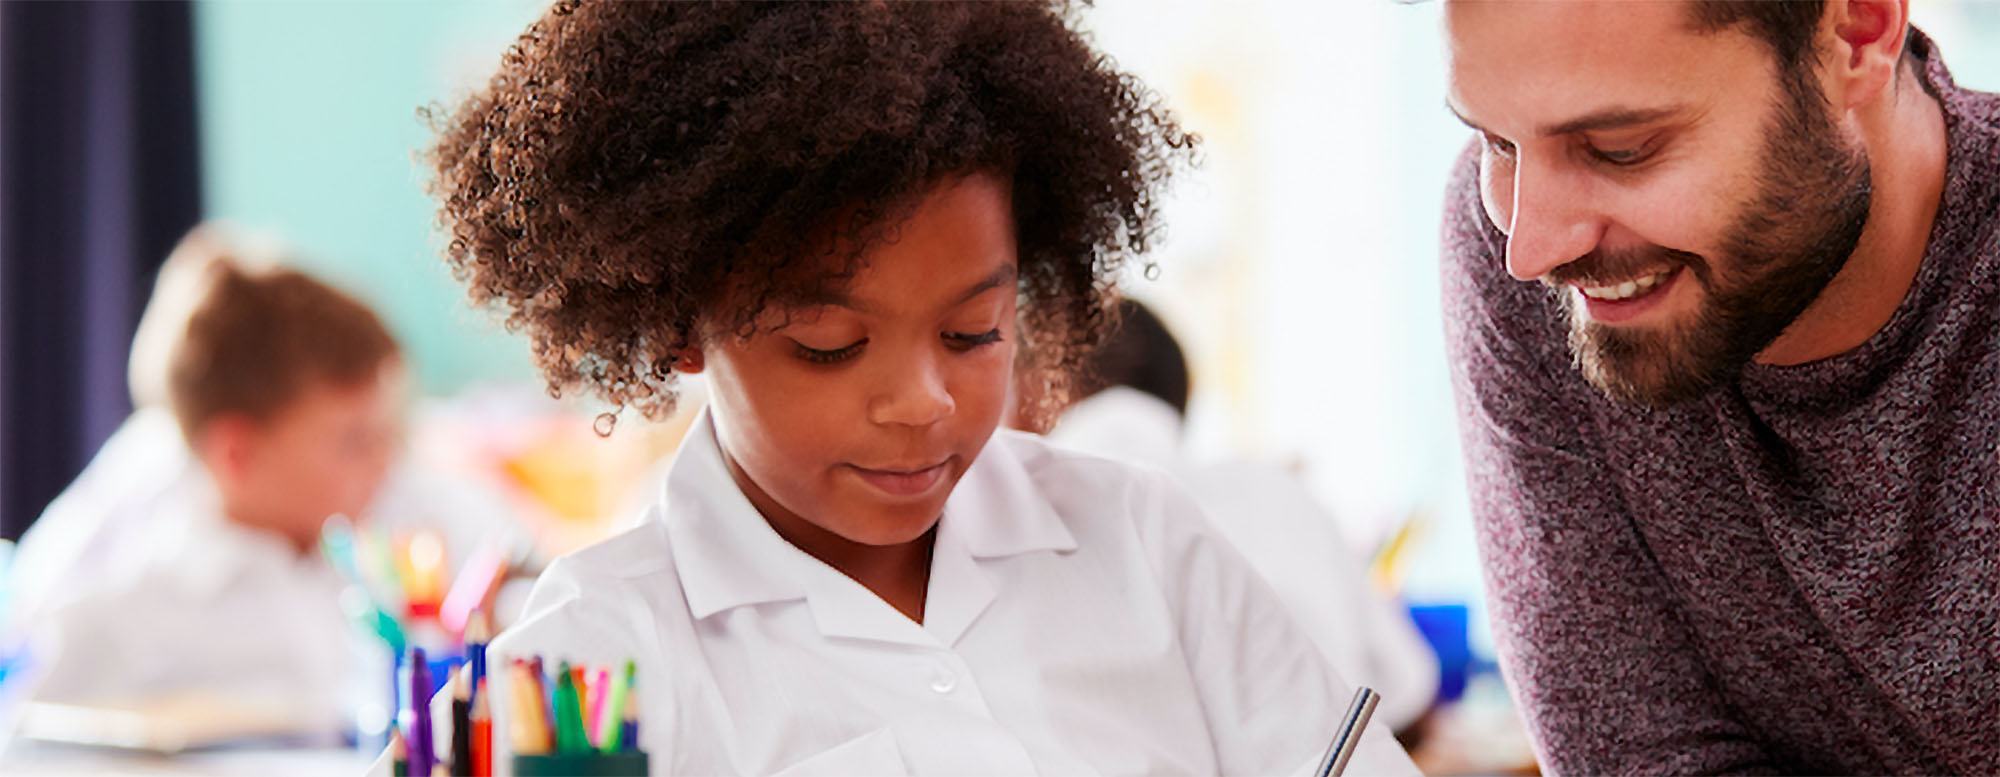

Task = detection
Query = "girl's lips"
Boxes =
[847,461,949,498]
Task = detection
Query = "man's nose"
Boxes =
[1502,154,1601,282]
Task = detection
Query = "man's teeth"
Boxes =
[1579,269,1673,302]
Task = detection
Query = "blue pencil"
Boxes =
[466,610,489,703]
[618,676,639,752]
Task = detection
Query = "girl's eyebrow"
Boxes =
[804,264,1018,313]
[952,264,1018,306]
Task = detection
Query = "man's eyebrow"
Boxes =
[1538,105,1687,137]
[1446,100,1687,138]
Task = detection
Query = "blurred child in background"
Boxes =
[1026,298,1442,732]
[6,225,508,737]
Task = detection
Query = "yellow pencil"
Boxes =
[507,663,552,755]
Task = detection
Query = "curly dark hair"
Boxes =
[425,0,1194,427]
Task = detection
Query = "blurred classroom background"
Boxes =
[0,1,1996,774]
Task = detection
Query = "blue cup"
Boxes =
[1408,602,1471,703]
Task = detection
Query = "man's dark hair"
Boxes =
[1688,1,1828,76]
[1077,298,1190,417]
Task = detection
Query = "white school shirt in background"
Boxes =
[1046,387,1440,731]
[12,444,360,729]
[476,409,1419,776]
[8,407,526,729]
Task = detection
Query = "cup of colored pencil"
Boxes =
[507,656,647,777]
[390,611,494,777]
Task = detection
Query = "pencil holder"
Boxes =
[513,751,649,776]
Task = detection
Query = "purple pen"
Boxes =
[409,647,433,777]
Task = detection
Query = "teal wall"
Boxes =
[195,0,544,397]
[193,0,2000,403]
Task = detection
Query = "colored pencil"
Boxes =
[450,666,472,777]
[570,664,589,740]
[598,661,634,753]
[585,666,610,746]
[527,656,552,734]
[471,678,492,777]
[319,515,363,581]
[409,648,434,777]
[508,662,552,755]
[404,531,447,618]
[464,610,490,702]
[442,543,507,634]
[553,661,587,753]
[359,527,407,615]
[390,727,409,777]
[617,679,639,753]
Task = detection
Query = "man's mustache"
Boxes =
[1541,245,1705,289]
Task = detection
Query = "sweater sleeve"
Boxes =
[1440,141,1776,776]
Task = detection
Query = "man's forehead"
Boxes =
[1444,0,1709,41]
[1443,0,1760,135]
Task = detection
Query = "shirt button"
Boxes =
[929,667,957,694]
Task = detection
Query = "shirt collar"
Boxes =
[941,429,1078,559]
[659,409,813,620]
[658,409,1077,622]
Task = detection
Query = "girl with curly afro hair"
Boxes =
[422,3,1419,775]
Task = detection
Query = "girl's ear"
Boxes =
[674,347,706,375]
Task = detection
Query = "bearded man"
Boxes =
[1441,0,2000,772]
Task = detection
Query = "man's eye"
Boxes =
[1482,133,1517,159]
[1591,146,1646,166]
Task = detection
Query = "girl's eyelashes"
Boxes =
[794,339,865,364]
[945,327,1004,351]
[789,328,1003,363]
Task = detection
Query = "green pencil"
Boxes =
[551,661,587,753]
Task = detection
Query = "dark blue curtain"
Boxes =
[0,1,202,540]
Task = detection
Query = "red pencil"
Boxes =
[471,678,492,777]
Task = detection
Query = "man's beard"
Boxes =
[1553,70,1874,407]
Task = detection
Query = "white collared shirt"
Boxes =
[17,459,359,729]
[11,408,526,732]
[482,410,1419,776]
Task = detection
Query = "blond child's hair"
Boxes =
[129,225,400,445]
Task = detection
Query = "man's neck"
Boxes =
[1756,61,1948,367]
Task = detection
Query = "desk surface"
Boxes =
[0,740,370,776]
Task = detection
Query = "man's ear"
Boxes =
[1825,0,1910,110]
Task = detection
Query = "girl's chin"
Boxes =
[820,500,948,547]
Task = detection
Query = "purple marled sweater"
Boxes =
[1444,33,2000,775]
